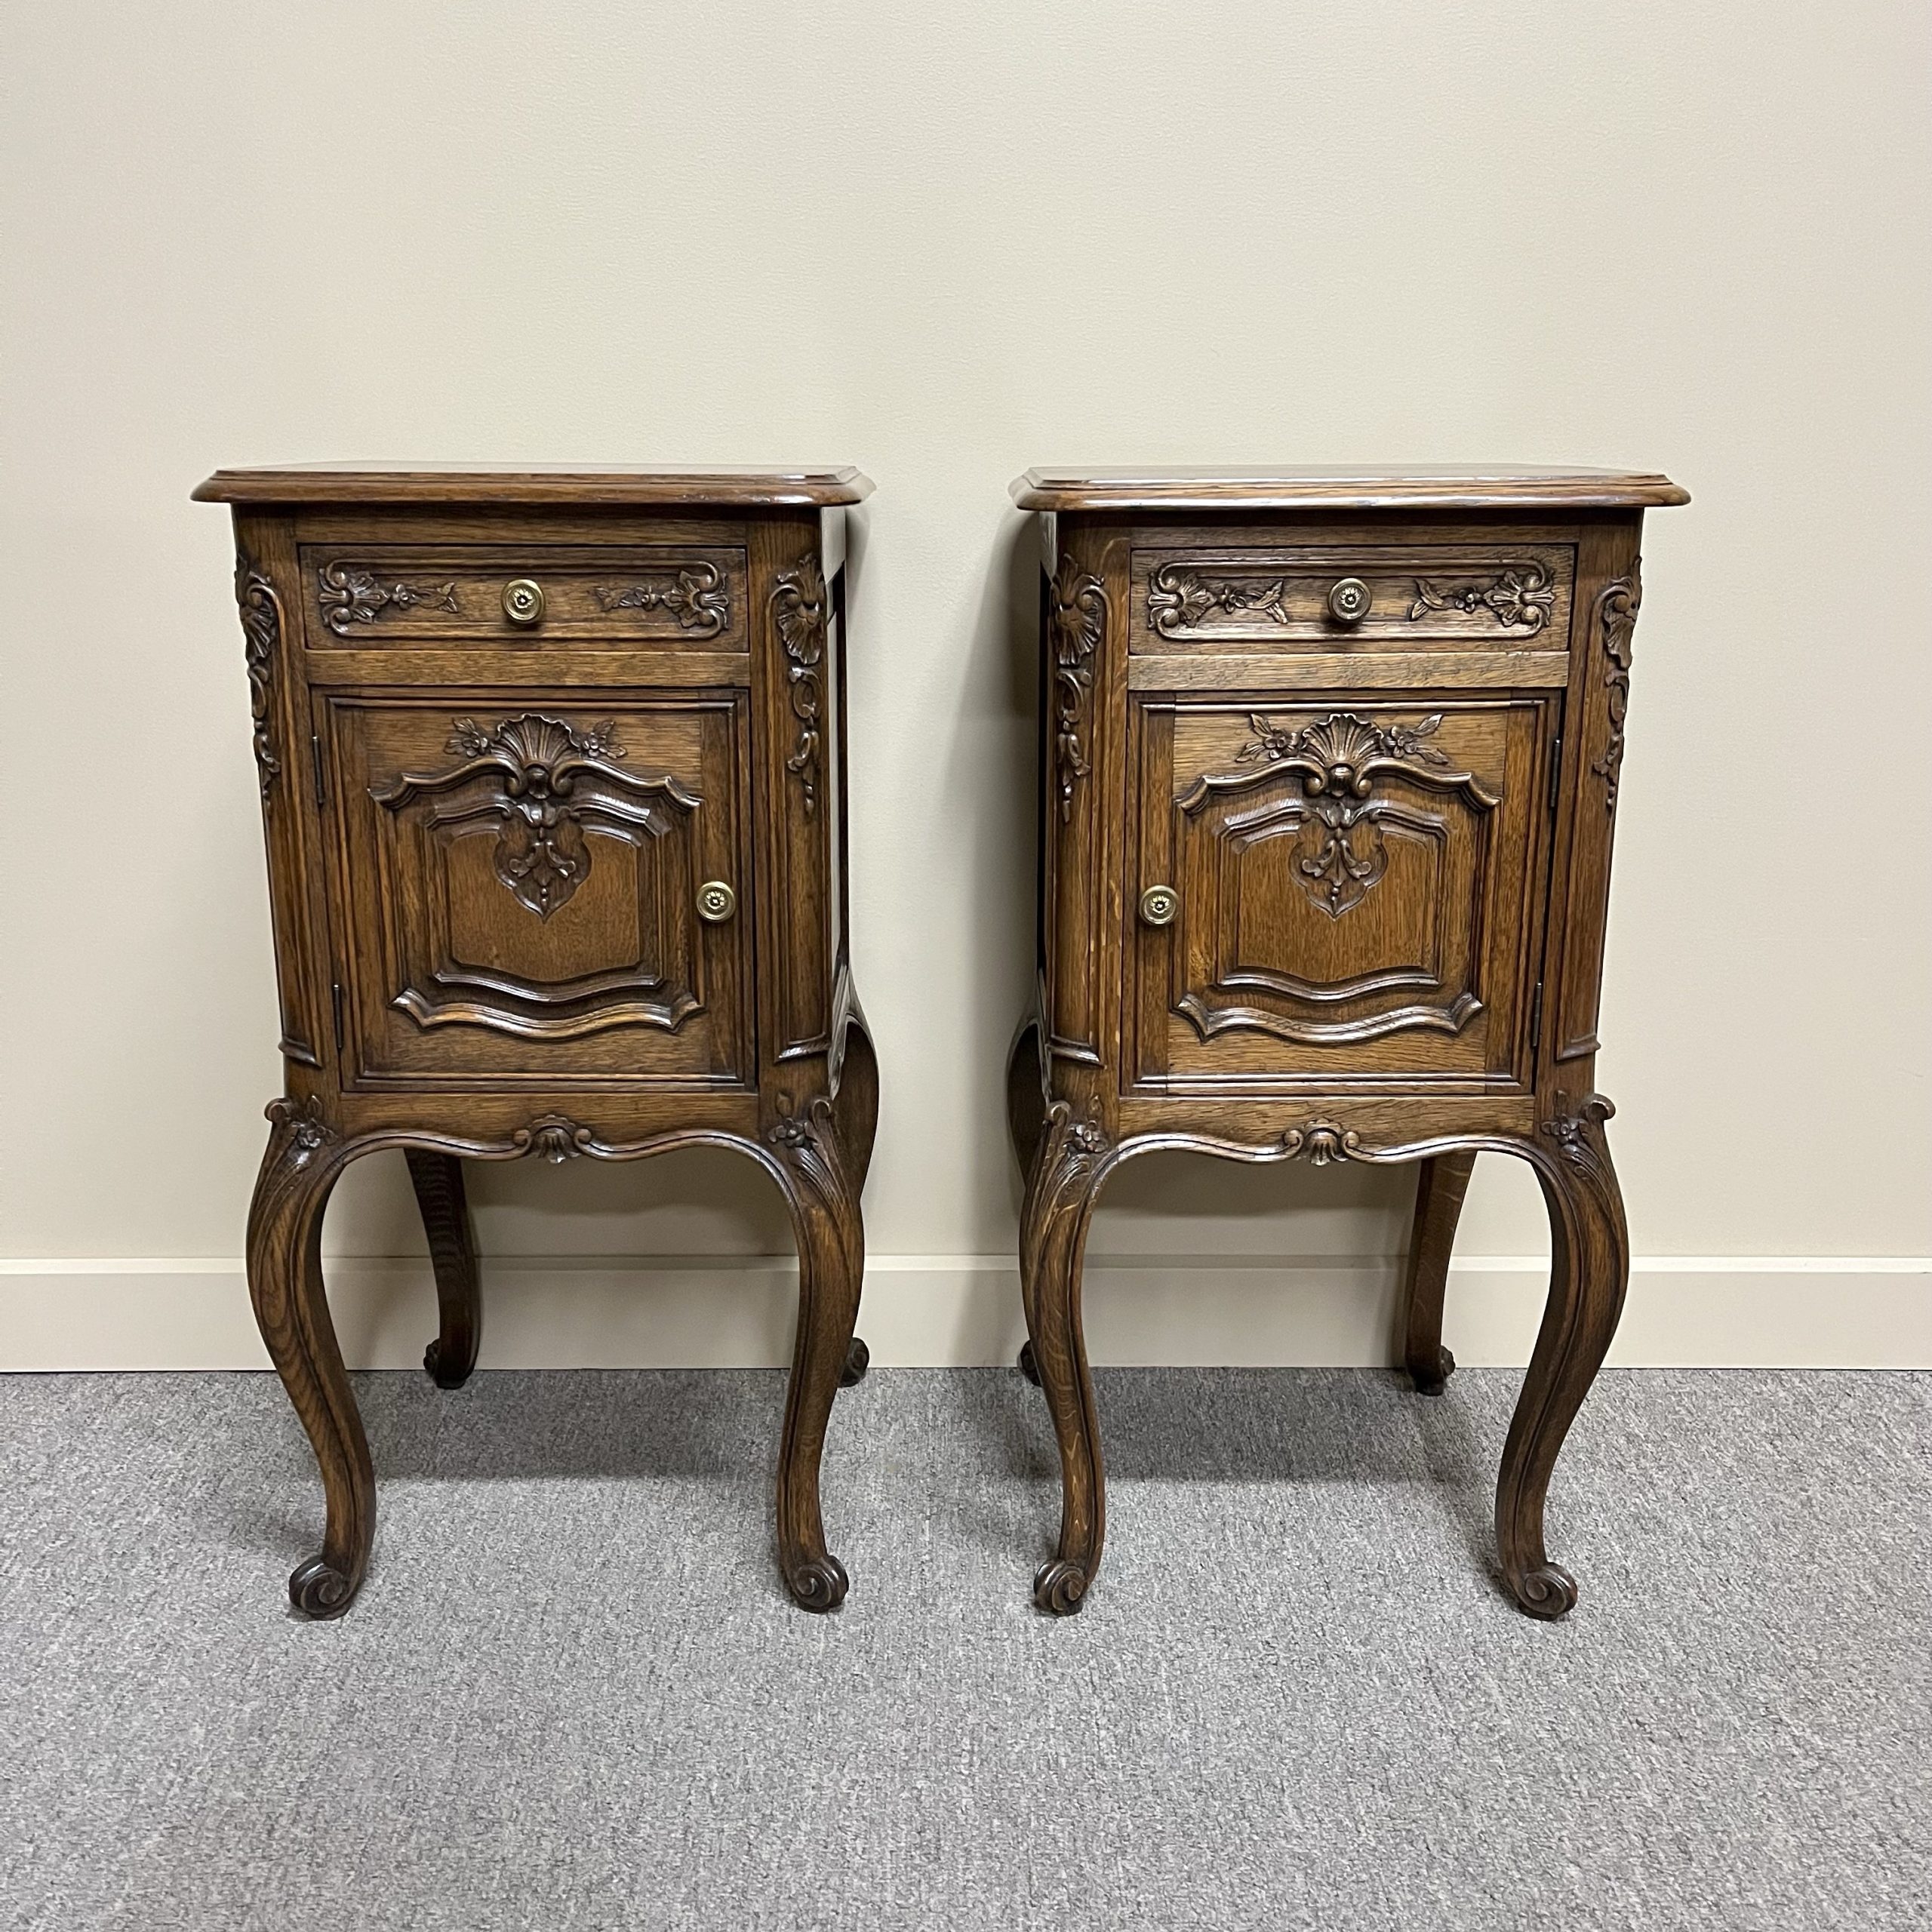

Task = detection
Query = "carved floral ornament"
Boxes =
[267,1095,336,1168]
[595,565,729,636]
[1590,568,1641,812]
[1146,561,1555,635]
[771,557,827,814]
[1186,711,1494,919]
[317,561,459,633]
[233,554,283,793]
[1050,557,1107,821]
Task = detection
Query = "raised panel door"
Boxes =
[1127,694,1555,1092]
[321,694,754,1088]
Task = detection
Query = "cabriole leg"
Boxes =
[1019,1101,1109,1614]
[405,1149,481,1389]
[768,1100,866,1611]
[1497,1097,1630,1619]
[246,1100,374,1619]
[1400,1151,1475,1395]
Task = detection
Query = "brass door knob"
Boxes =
[696,879,737,924]
[1327,577,1372,624]
[502,578,546,626]
[1139,884,1180,927]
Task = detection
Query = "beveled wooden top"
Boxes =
[1010,465,1688,512]
[193,463,873,508]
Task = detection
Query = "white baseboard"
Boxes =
[2,1254,1927,1371]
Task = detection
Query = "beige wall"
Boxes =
[4,2,1928,1364]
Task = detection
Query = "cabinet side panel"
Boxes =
[1549,512,1644,1066]
[232,509,331,1071]
[752,511,834,1067]
[1042,520,1124,1071]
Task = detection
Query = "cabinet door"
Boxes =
[321,694,752,1088]
[1127,695,1554,1092]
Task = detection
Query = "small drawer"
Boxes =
[298,544,748,650]
[1131,543,1574,652]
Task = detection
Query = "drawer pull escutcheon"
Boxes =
[501,578,546,627]
[1327,577,1372,624]
[696,879,737,924]
[1139,884,1180,928]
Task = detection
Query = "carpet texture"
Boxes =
[2,1366,1927,1930]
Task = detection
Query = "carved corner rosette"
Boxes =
[234,553,285,794]
[1192,710,1491,919]
[1049,557,1107,822]
[595,564,729,637]
[1411,564,1555,633]
[1589,568,1641,812]
[317,561,459,635]
[1539,1092,1617,1173]
[771,556,828,814]
[1029,1097,1112,1203]
[266,1095,337,1170]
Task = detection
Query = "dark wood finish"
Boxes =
[205,466,877,1618]
[1012,465,1690,512]
[1399,1151,1475,1395]
[405,1150,481,1388]
[1008,466,1684,1620]
[195,464,872,508]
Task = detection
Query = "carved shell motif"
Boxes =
[441,714,628,921]
[1228,712,1460,918]
[1235,710,1451,795]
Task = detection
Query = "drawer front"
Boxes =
[299,544,748,649]
[321,694,754,1088]
[1131,543,1574,651]
[1126,694,1555,1092]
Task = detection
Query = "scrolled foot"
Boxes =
[840,1337,870,1387]
[288,1555,358,1620]
[784,1553,850,1614]
[422,1338,473,1391]
[1508,1562,1579,1621]
[1032,1558,1090,1616]
[1410,1345,1456,1397]
[1017,1340,1040,1386]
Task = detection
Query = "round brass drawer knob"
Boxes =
[1327,577,1372,624]
[502,578,546,627]
[1139,884,1180,928]
[696,879,737,924]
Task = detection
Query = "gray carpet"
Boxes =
[2,1366,1928,1930]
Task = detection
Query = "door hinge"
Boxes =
[1547,735,1562,814]
[311,734,328,811]
[1529,978,1544,1049]
[331,982,345,1054]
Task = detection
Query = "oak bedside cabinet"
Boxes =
[195,463,878,1618]
[1004,464,1687,1619]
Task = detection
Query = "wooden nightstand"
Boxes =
[195,464,878,1618]
[1005,465,1687,1619]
